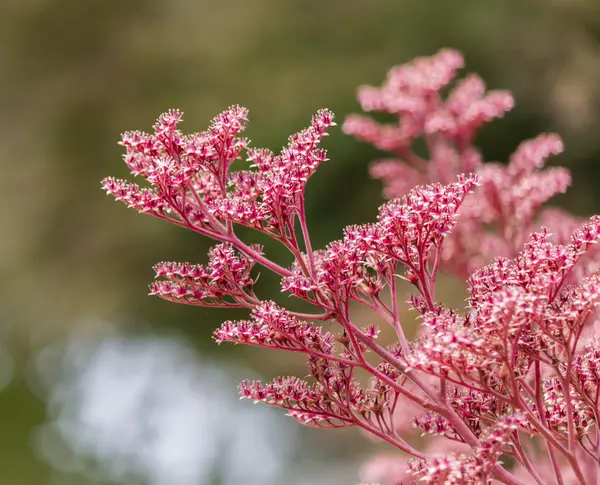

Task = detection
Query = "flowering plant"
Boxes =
[103,50,600,484]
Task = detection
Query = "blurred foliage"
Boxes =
[2,0,600,483]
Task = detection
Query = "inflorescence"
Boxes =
[103,50,600,485]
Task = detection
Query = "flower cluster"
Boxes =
[102,105,334,244]
[150,243,260,307]
[344,49,573,279]
[343,48,512,156]
[214,301,335,356]
[104,51,600,485]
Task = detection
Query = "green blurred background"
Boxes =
[2,1,600,483]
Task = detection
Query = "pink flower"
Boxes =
[103,50,600,485]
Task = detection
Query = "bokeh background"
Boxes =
[2,1,600,484]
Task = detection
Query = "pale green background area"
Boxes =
[1,1,600,484]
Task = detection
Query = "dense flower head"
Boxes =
[374,174,479,263]
[412,412,458,440]
[337,175,479,292]
[409,223,600,382]
[542,376,595,438]
[103,107,335,241]
[468,222,600,318]
[103,50,600,485]
[238,370,384,429]
[409,316,497,378]
[574,338,600,403]
[344,49,513,157]
[150,242,260,307]
[101,178,167,215]
[238,376,351,428]
[214,301,336,356]
[471,134,570,245]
